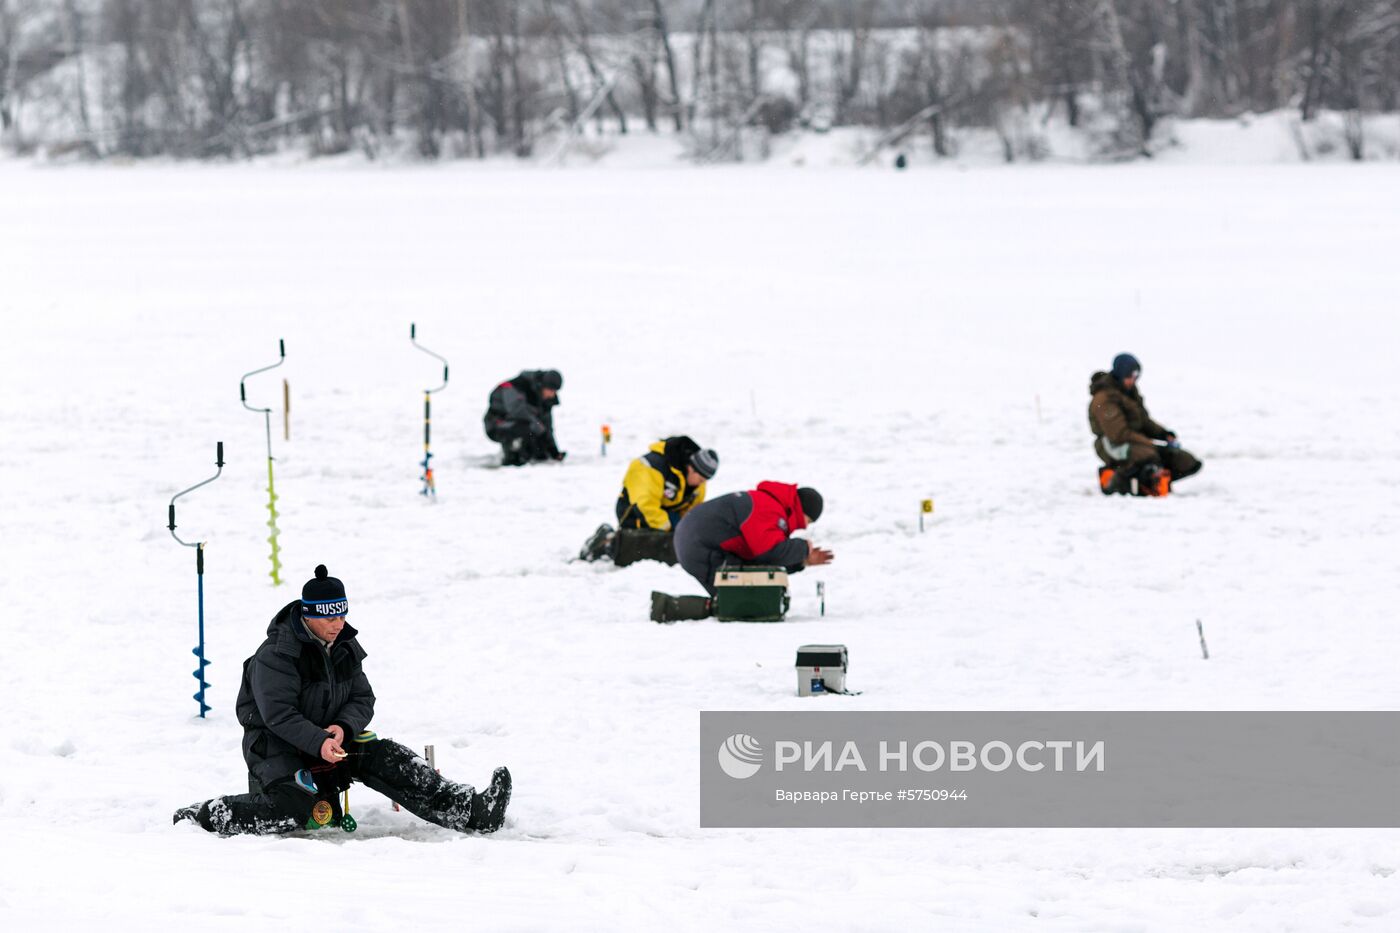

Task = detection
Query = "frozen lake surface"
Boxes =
[2,161,1398,930]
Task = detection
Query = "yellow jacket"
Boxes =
[616,440,707,530]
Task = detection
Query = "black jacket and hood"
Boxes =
[483,370,562,442]
[235,601,376,789]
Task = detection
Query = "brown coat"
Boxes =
[1088,371,1170,461]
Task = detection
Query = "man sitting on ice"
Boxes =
[174,565,511,836]
[1089,353,1202,495]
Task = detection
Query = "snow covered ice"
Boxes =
[2,160,1399,930]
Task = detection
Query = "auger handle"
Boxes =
[168,441,226,548]
[410,323,449,394]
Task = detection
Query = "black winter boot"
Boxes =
[651,591,673,623]
[614,529,677,567]
[468,767,512,834]
[579,524,615,562]
[501,437,527,466]
[673,595,713,620]
[650,592,712,623]
[173,801,204,826]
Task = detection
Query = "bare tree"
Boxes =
[0,0,20,131]
[646,0,682,131]
[1025,0,1096,126]
[3,0,1398,162]
[564,0,626,134]
[834,0,877,126]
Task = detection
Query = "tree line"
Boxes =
[1,0,1397,161]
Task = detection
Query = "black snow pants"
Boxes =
[489,419,558,465]
[672,521,734,596]
[179,738,478,836]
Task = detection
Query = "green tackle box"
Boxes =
[713,566,791,622]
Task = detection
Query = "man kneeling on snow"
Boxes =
[1089,353,1202,495]
[175,565,510,836]
[577,436,719,567]
[655,482,832,622]
[483,369,565,466]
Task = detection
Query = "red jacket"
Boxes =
[721,481,809,560]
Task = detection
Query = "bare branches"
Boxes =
[1,0,1396,160]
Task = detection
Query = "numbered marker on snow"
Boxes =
[601,424,612,457]
[919,498,934,532]
[817,580,826,617]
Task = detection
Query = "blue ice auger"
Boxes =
[240,340,286,585]
[410,324,449,496]
[168,442,225,718]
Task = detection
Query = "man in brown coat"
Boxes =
[1089,353,1202,494]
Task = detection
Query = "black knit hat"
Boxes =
[1111,353,1141,382]
[689,448,720,480]
[798,487,824,522]
[301,565,348,618]
[540,370,563,391]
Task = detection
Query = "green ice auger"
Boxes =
[241,339,287,585]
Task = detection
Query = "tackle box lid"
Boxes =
[716,566,790,587]
[796,644,847,668]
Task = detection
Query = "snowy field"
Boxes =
[2,161,1399,930]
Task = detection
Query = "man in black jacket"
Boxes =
[174,565,511,836]
[483,369,565,466]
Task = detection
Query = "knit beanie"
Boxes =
[689,448,720,480]
[301,565,348,618]
[1111,353,1141,382]
[797,487,824,522]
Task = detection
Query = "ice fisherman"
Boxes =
[483,369,565,466]
[655,482,832,622]
[577,436,719,567]
[1089,353,1202,495]
[174,565,511,836]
